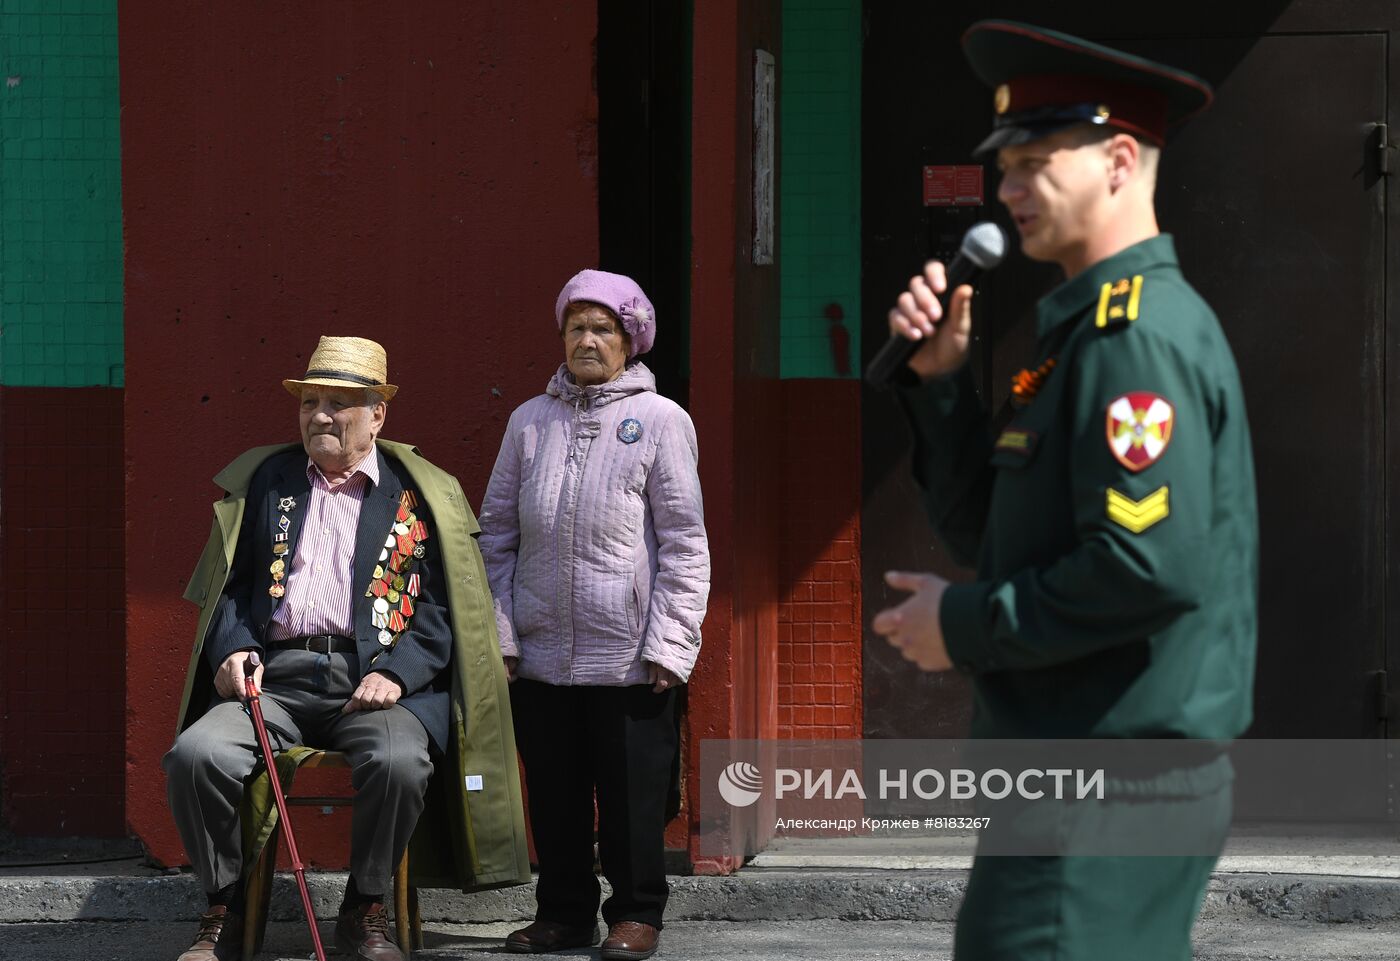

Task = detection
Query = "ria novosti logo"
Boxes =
[717,761,763,807]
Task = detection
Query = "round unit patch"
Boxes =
[617,418,644,445]
[1106,392,1174,472]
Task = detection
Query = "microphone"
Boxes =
[864,222,1007,388]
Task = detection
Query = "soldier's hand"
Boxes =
[872,571,954,672]
[342,670,404,713]
[887,261,976,380]
[503,656,519,683]
[215,650,263,702]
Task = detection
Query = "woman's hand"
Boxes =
[647,663,681,693]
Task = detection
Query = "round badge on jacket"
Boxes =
[617,418,644,444]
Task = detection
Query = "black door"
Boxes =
[599,0,691,407]
[862,6,1392,741]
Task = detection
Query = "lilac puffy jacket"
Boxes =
[479,362,710,685]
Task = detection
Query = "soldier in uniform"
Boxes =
[871,21,1258,961]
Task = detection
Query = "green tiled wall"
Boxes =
[0,0,123,387]
[779,0,860,379]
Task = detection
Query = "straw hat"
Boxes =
[282,336,398,400]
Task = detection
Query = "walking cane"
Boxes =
[243,653,329,961]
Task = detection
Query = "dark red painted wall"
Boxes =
[120,4,600,866]
[686,0,783,873]
[0,388,125,836]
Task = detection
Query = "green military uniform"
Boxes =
[895,20,1259,961]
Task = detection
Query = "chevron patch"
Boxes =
[1106,486,1169,533]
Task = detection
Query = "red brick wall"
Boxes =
[0,387,125,836]
[777,380,862,739]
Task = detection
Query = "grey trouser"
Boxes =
[162,649,432,897]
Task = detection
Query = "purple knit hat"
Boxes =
[554,269,656,358]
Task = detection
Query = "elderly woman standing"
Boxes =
[479,270,709,961]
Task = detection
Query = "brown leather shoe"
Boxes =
[334,902,404,961]
[600,921,660,961]
[504,919,601,953]
[175,905,243,961]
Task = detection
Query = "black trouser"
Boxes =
[509,678,678,930]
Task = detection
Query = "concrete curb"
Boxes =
[3,870,1400,925]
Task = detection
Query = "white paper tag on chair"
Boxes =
[465,775,483,791]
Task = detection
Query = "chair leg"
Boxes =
[408,883,423,950]
[394,850,412,955]
[243,823,280,961]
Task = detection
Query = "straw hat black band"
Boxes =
[282,335,399,400]
[304,368,382,387]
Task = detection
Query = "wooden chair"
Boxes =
[241,750,423,959]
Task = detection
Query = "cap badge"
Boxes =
[994,83,1011,114]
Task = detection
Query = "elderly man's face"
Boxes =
[299,386,386,474]
[563,303,630,386]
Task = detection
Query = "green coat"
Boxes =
[900,234,1258,739]
[176,439,531,891]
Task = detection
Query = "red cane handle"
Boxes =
[243,651,262,698]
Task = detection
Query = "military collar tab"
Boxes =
[1035,234,1180,339]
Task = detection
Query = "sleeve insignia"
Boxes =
[1095,274,1144,328]
[1106,392,1174,471]
[1106,485,1169,533]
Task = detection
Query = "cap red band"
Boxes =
[1005,73,1168,145]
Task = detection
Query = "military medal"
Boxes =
[270,516,294,595]
[358,503,429,652]
[278,496,297,512]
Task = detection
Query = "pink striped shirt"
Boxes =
[267,451,381,641]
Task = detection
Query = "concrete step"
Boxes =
[3,867,1400,925]
[5,918,1400,961]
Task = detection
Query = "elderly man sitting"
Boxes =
[164,336,528,961]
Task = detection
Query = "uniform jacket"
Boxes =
[479,362,710,685]
[176,439,531,890]
[900,235,1258,739]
